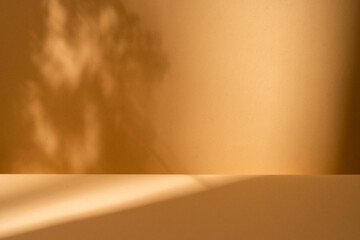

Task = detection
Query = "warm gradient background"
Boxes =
[1,0,360,173]
[0,175,359,239]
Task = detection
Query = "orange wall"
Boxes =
[126,0,359,173]
[0,0,359,173]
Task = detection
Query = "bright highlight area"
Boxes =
[0,175,249,239]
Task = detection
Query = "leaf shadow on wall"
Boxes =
[0,0,169,173]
